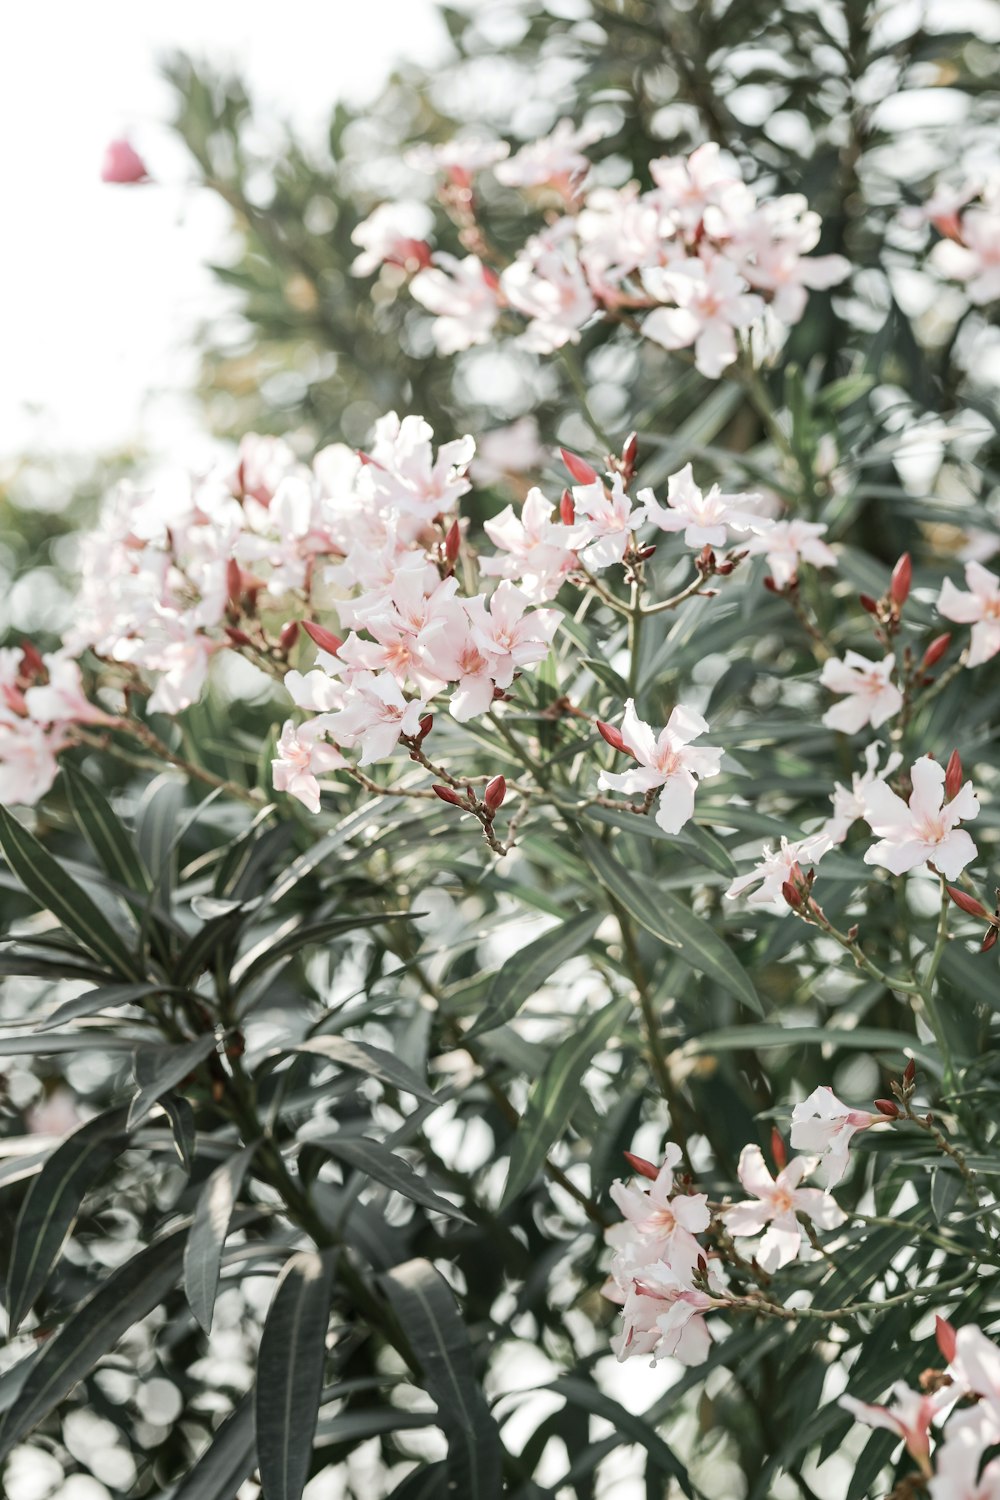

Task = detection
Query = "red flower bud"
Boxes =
[621,431,639,476]
[417,714,434,743]
[101,139,149,185]
[302,621,344,656]
[983,926,999,953]
[432,784,465,807]
[936,1315,957,1363]
[444,519,461,563]
[483,775,507,814]
[559,488,575,525]
[781,880,803,910]
[921,633,951,671]
[278,620,299,653]
[770,1127,787,1173]
[859,593,879,615]
[623,1151,659,1181]
[874,1098,900,1118]
[226,557,243,608]
[596,720,627,754]
[903,1057,917,1086]
[763,575,779,593]
[19,640,45,679]
[947,885,990,919]
[224,626,253,648]
[560,447,599,485]
[890,553,912,607]
[637,544,657,561]
[945,749,963,801]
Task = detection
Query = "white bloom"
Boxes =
[642,254,765,379]
[862,754,979,879]
[724,1144,845,1269]
[410,254,500,355]
[819,652,902,735]
[790,1087,880,1188]
[272,719,346,814]
[725,831,832,915]
[597,698,721,834]
[638,463,766,549]
[938,561,1000,667]
[744,519,836,588]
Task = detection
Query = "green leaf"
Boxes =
[36,981,170,1032]
[185,1143,259,1334]
[162,1093,197,1173]
[170,1394,257,1500]
[64,767,153,895]
[255,1249,336,1500]
[128,1036,219,1130]
[308,1135,471,1224]
[466,909,601,1040]
[580,830,762,1014]
[550,1377,693,1497]
[687,1025,938,1067]
[7,1107,130,1331]
[232,911,408,992]
[0,804,142,980]
[275,1036,436,1103]
[502,995,628,1206]
[0,1224,190,1460]
[381,1258,502,1500]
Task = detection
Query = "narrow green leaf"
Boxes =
[0,1225,189,1460]
[161,1093,197,1173]
[170,1394,257,1500]
[550,1377,693,1497]
[232,911,409,991]
[37,981,169,1032]
[0,1032,136,1055]
[255,1249,336,1500]
[0,804,142,980]
[581,830,761,1014]
[185,1143,259,1333]
[502,996,628,1207]
[64,767,153,895]
[128,1036,218,1130]
[466,910,601,1040]
[688,1025,938,1066]
[309,1135,470,1223]
[275,1036,436,1103]
[381,1258,502,1500]
[8,1107,130,1331]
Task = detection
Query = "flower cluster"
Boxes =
[922,176,1000,306]
[0,647,109,806]
[360,133,850,378]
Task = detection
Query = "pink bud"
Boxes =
[859,593,879,615]
[936,1315,957,1363]
[302,621,343,656]
[224,626,252,648]
[444,519,461,564]
[945,749,963,801]
[947,885,990,919]
[770,1128,787,1173]
[226,558,243,608]
[560,447,598,485]
[483,775,506,814]
[100,139,149,185]
[921,633,951,671]
[432,784,464,808]
[903,1057,917,1086]
[984,926,999,953]
[596,720,627,754]
[559,488,575,526]
[278,621,299,653]
[19,641,45,680]
[621,431,639,476]
[874,1099,900,1118]
[890,553,912,608]
[623,1151,659,1181]
[417,714,434,743]
[781,880,803,910]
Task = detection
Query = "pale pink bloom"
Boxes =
[232,432,302,505]
[725,831,832,915]
[465,582,559,689]
[495,118,607,193]
[24,656,109,727]
[405,137,510,178]
[410,254,501,354]
[569,474,645,570]
[426,625,499,723]
[863,754,979,879]
[821,740,903,845]
[597,698,722,835]
[365,412,475,523]
[928,1407,1000,1500]
[743,518,837,588]
[481,487,578,601]
[101,138,148,184]
[577,185,665,298]
[638,463,766,549]
[0,718,65,806]
[649,143,747,235]
[939,562,1000,667]
[839,1381,949,1469]
[789,1087,881,1188]
[732,196,850,321]
[285,666,347,714]
[948,1323,1000,1425]
[145,636,215,716]
[819,652,902,735]
[501,231,597,352]
[350,201,433,276]
[326,671,428,766]
[272,719,346,814]
[612,1260,716,1366]
[642,255,765,378]
[725,1144,846,1269]
[932,198,1000,304]
[606,1145,710,1279]
[26,1089,83,1136]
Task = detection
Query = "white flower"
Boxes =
[743,519,836,589]
[638,463,766,549]
[862,754,979,879]
[821,740,903,845]
[569,474,645,570]
[410,254,500,355]
[819,652,902,735]
[597,698,721,835]
[724,1144,845,1269]
[642,254,765,379]
[272,720,346,814]
[938,561,1000,667]
[326,672,428,766]
[789,1087,880,1188]
[928,1406,1000,1500]
[350,201,432,276]
[725,831,832,915]
[495,118,607,191]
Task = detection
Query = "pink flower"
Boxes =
[326,671,428,766]
[410,254,501,355]
[501,229,597,352]
[495,118,607,194]
[272,720,346,814]
[597,698,722,834]
[840,1381,949,1471]
[725,831,832,915]
[23,655,109,727]
[405,137,510,180]
[465,582,559,687]
[0,718,65,807]
[821,740,903,845]
[947,1323,1000,1425]
[642,254,765,379]
[480,487,578,601]
[862,754,979,879]
[724,1144,846,1269]
[638,463,766,549]
[938,562,1000,667]
[606,1145,711,1278]
[612,1261,716,1366]
[929,1407,1000,1500]
[350,201,433,277]
[819,652,902,734]
[569,474,644,570]
[100,139,149,184]
[789,1087,880,1187]
[743,519,836,589]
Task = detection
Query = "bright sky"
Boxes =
[0,1,445,464]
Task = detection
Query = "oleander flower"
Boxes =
[597,698,722,834]
[862,754,979,879]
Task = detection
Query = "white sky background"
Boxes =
[0,1,446,465]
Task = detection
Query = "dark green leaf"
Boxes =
[128,1036,218,1130]
[255,1249,336,1500]
[551,1377,693,1497]
[170,1394,257,1500]
[185,1143,259,1333]
[64,767,153,895]
[37,981,170,1032]
[466,909,601,1040]
[309,1135,471,1223]
[275,1036,435,1103]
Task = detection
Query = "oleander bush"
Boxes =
[1,4,999,1498]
